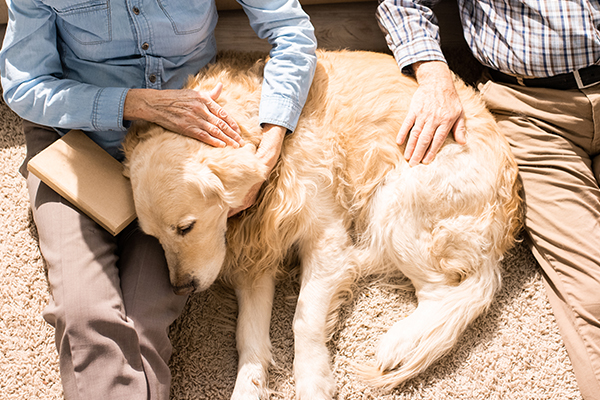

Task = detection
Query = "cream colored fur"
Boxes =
[123,50,521,399]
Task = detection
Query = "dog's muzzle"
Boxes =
[172,280,196,296]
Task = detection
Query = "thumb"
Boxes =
[453,115,468,145]
[255,135,280,164]
[209,82,223,101]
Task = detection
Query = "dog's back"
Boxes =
[212,49,520,274]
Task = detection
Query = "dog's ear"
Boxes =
[185,163,226,201]
[206,144,268,208]
[122,121,160,180]
[122,162,131,179]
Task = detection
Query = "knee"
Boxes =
[43,292,131,342]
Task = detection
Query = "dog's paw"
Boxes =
[230,363,269,400]
[295,373,336,400]
[374,318,421,372]
[294,358,336,400]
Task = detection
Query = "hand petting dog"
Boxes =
[399,61,467,167]
[123,83,245,148]
[228,123,286,217]
[124,83,283,217]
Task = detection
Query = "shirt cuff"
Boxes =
[258,95,303,133]
[91,87,130,132]
[392,37,447,75]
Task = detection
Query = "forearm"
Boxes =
[0,0,130,132]
[242,0,317,132]
[124,88,209,122]
[2,77,129,132]
[258,123,286,170]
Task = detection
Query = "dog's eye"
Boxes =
[177,221,196,236]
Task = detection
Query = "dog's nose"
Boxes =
[172,281,196,296]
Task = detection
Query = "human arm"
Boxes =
[227,0,317,215]
[376,0,466,166]
[123,0,319,152]
[239,0,317,132]
[0,0,130,133]
[0,0,242,148]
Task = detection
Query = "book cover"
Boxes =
[27,130,136,236]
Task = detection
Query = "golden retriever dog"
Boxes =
[123,50,521,399]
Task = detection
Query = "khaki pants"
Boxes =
[22,121,188,400]
[479,79,600,400]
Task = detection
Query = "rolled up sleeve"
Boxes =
[376,0,447,74]
[239,0,317,132]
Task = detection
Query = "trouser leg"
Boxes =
[479,81,600,400]
[23,122,187,400]
[117,223,188,399]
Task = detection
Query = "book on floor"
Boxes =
[27,129,136,236]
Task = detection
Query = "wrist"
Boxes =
[257,124,285,168]
[261,124,287,146]
[123,89,154,122]
[262,123,287,135]
[412,61,452,85]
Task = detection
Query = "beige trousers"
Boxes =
[479,79,600,400]
[22,121,188,400]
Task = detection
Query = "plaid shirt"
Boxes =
[377,0,600,78]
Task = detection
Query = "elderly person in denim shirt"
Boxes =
[0,1,316,398]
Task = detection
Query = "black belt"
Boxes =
[489,65,600,90]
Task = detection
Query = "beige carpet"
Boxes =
[0,90,583,399]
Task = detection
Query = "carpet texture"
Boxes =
[0,92,583,399]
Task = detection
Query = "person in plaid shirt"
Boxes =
[377,1,600,399]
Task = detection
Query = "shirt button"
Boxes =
[132,7,140,15]
[149,74,157,83]
[141,42,149,51]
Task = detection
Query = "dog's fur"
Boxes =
[123,50,521,399]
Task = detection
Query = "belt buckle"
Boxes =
[573,69,585,89]
[573,68,599,89]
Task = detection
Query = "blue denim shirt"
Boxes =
[0,0,317,158]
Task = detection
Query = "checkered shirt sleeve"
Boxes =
[377,0,600,78]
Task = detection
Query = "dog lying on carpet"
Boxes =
[123,50,522,399]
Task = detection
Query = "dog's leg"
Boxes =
[230,273,276,400]
[293,222,354,400]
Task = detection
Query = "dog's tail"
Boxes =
[357,259,500,389]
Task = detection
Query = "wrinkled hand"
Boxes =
[124,83,244,148]
[399,61,467,167]
[227,124,286,217]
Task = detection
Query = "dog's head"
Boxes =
[126,128,267,295]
